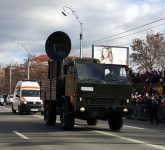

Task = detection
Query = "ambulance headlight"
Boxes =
[40,100,43,105]
[24,101,27,104]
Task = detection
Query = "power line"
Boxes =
[95,22,165,45]
[84,17,165,46]
[86,6,165,41]
[71,18,165,57]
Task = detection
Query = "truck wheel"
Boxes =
[41,111,44,115]
[61,104,74,130]
[18,106,23,115]
[44,103,56,125]
[87,119,97,125]
[12,104,16,114]
[158,111,162,121]
[108,114,123,131]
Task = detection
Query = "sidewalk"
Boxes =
[124,118,165,130]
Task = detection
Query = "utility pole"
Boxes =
[62,6,83,58]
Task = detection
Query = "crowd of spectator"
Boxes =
[130,69,165,125]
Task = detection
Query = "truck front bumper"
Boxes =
[76,105,132,119]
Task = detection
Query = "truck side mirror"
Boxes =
[63,65,68,75]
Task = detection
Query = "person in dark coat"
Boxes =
[146,94,159,125]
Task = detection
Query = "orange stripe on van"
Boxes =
[17,86,40,89]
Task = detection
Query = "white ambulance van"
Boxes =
[12,80,43,114]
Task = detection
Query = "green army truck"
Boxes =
[40,31,132,131]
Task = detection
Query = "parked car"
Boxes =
[0,95,4,106]
[6,94,14,105]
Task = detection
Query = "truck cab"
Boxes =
[41,58,132,130]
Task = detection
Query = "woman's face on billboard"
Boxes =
[102,48,109,58]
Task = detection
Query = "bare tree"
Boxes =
[30,61,48,82]
[130,32,165,71]
[1,58,48,95]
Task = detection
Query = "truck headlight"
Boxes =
[79,97,83,101]
[80,107,86,112]
[123,108,128,112]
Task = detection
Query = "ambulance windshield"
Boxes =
[22,90,40,97]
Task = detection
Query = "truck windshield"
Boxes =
[76,63,129,82]
[22,90,40,97]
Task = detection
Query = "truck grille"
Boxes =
[86,98,113,105]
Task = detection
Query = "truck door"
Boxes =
[65,65,75,97]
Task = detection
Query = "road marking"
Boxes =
[33,114,43,119]
[94,130,165,150]
[33,114,164,150]
[13,131,29,140]
[123,125,145,130]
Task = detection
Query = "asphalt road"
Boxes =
[0,105,165,150]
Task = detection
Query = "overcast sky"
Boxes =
[0,0,165,66]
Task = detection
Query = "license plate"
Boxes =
[30,108,38,111]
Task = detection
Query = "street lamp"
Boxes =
[62,6,83,58]
[9,67,15,94]
[17,43,31,80]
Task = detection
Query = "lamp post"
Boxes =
[9,67,15,94]
[62,6,83,58]
[17,43,31,80]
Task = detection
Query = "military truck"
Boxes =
[40,31,132,131]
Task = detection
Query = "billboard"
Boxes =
[92,45,129,65]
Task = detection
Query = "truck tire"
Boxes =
[158,111,162,121]
[108,114,123,131]
[44,102,56,125]
[87,118,97,125]
[18,106,23,115]
[61,104,74,130]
